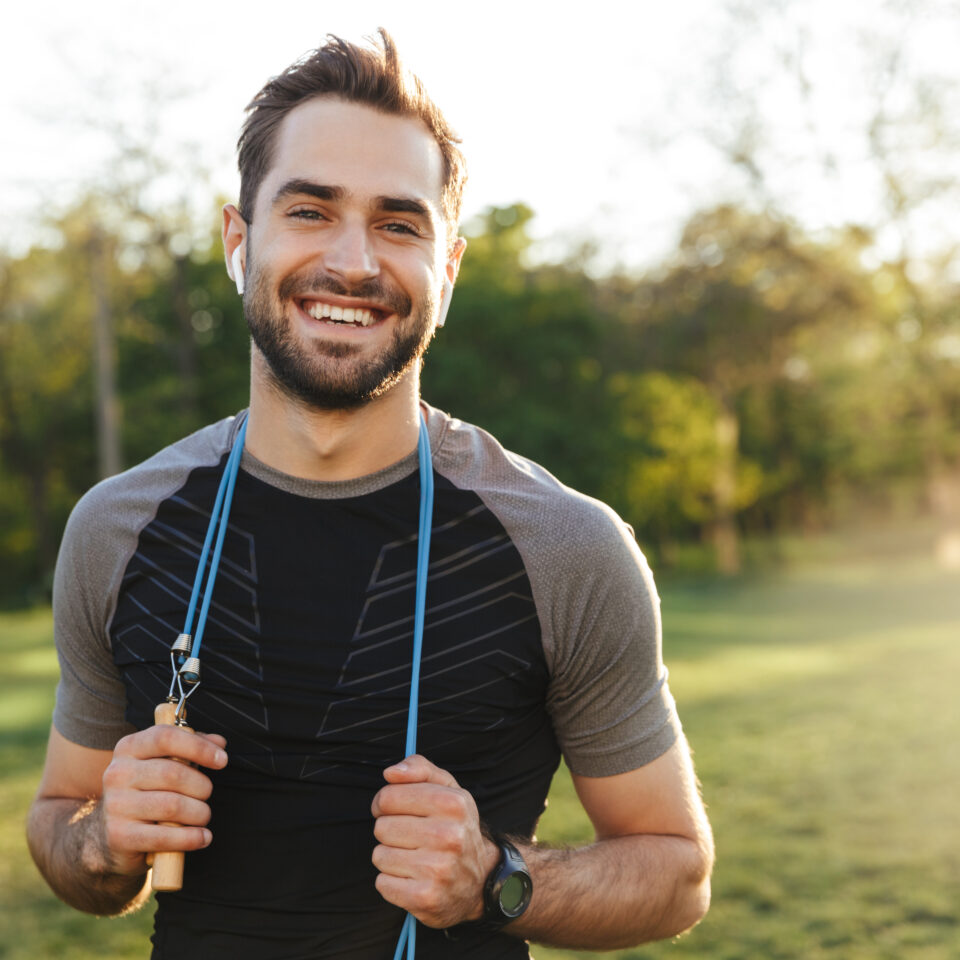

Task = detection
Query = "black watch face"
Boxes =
[499,873,530,916]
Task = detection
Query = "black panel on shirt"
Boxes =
[111,456,558,959]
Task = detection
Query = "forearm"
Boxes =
[26,796,150,917]
[506,832,712,949]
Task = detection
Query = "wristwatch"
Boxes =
[479,837,533,928]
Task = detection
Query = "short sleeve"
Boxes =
[50,416,240,749]
[540,515,681,777]
[51,482,138,749]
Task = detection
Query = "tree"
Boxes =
[610,370,762,562]
[0,192,248,605]
[688,0,960,558]
[617,206,878,572]
[0,243,96,599]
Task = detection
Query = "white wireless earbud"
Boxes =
[231,246,245,296]
[436,278,454,327]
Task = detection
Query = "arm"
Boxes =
[510,736,713,947]
[370,737,713,948]
[26,723,229,916]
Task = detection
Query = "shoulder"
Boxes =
[55,414,242,637]
[65,414,240,544]
[425,403,658,659]
[427,403,635,564]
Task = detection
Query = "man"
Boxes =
[27,30,713,959]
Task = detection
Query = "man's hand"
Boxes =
[371,754,499,929]
[27,723,229,916]
[99,724,229,877]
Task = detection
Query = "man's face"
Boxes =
[241,97,460,409]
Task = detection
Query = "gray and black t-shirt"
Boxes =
[52,403,680,960]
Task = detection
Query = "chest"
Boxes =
[110,470,549,787]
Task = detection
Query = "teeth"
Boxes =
[305,302,377,326]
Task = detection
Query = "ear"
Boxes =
[222,204,248,295]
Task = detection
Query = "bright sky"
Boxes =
[3,0,959,271]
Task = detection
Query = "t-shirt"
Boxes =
[52,403,680,959]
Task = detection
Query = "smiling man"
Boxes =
[27,30,713,960]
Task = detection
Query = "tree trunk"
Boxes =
[926,459,960,570]
[709,403,741,574]
[89,230,123,478]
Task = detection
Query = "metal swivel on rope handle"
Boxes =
[167,633,192,697]
[166,634,201,726]
[174,657,201,724]
[172,632,192,661]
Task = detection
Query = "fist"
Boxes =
[99,723,228,877]
[371,755,499,929]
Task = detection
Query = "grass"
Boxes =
[535,551,960,960]
[2,539,958,958]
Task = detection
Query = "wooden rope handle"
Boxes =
[150,701,193,892]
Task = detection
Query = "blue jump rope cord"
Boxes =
[180,415,248,645]
[190,417,248,661]
[183,416,249,661]
[393,414,434,960]
[180,412,433,960]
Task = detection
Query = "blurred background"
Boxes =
[1,1,958,958]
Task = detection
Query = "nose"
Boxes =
[323,218,379,286]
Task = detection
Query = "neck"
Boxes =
[245,357,423,481]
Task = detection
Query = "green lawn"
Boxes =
[3,545,958,959]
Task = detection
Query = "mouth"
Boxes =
[298,298,389,328]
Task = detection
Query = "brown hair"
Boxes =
[237,28,466,247]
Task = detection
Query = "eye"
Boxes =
[288,208,327,222]
[381,220,421,237]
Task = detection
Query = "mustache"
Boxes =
[277,271,412,317]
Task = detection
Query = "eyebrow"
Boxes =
[272,179,342,206]
[375,196,431,219]
[271,178,434,221]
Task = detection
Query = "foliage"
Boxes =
[610,370,763,537]
[0,200,250,604]
[604,206,960,561]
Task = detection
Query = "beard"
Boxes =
[244,256,438,411]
